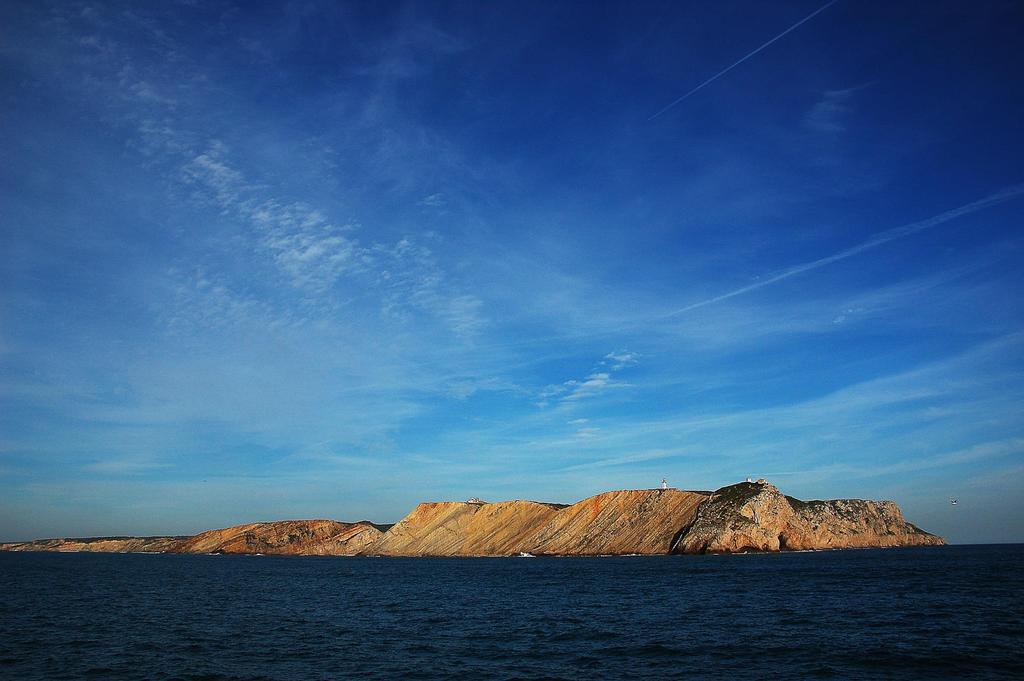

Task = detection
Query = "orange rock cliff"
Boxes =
[0,481,943,556]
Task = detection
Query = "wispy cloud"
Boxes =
[38,5,485,340]
[4,1,1022,542]
[563,372,614,401]
[376,238,485,336]
[82,457,172,475]
[180,142,367,295]
[150,118,480,338]
[804,86,860,133]
[164,267,274,332]
[418,192,447,208]
[355,21,467,79]
[497,332,1024,493]
[665,183,1024,317]
[560,449,680,472]
[537,350,640,407]
[604,350,639,370]
[762,437,1024,485]
[649,0,841,120]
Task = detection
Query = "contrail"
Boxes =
[649,0,840,121]
[664,183,1024,317]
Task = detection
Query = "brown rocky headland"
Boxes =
[171,519,389,556]
[0,481,944,556]
[0,535,187,553]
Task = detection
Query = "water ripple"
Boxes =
[0,546,1022,679]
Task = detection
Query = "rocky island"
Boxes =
[0,481,944,556]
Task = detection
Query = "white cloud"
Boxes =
[418,192,446,207]
[604,350,639,370]
[257,207,364,292]
[562,372,612,401]
[181,145,245,208]
[804,87,857,133]
[174,137,486,335]
[126,79,177,107]
[376,238,485,337]
[164,267,277,333]
[537,349,642,407]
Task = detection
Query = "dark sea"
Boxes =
[1,545,1022,680]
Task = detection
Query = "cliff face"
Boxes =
[672,482,944,553]
[363,489,709,556]
[366,500,565,556]
[362,484,942,556]
[1,482,944,556]
[528,489,707,555]
[171,519,385,556]
[0,536,185,553]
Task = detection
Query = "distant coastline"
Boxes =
[1,481,944,557]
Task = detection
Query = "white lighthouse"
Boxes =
[660,478,669,490]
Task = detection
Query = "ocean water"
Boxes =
[1,545,1021,680]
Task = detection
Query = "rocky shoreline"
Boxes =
[1,481,944,556]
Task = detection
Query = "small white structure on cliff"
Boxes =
[660,478,669,490]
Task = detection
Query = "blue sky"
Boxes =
[1,1,1022,543]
